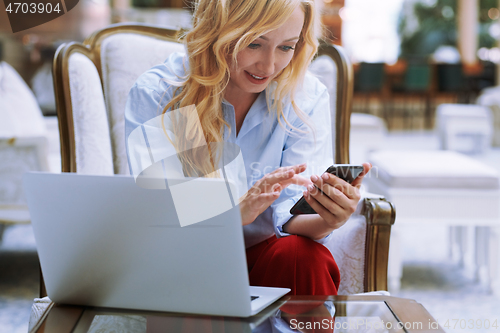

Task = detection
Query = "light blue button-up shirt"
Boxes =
[125,52,333,248]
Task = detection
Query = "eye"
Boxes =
[280,45,295,52]
[248,43,260,49]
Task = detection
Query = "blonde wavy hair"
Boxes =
[163,0,319,177]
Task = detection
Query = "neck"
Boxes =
[224,85,260,110]
[224,88,261,136]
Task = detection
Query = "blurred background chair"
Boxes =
[0,61,52,244]
[476,85,500,147]
[46,24,395,301]
[366,149,500,293]
[436,63,469,103]
[387,62,432,129]
[436,103,493,155]
[352,62,386,117]
[348,113,387,165]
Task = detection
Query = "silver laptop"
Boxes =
[23,172,290,317]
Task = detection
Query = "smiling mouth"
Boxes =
[249,73,266,80]
[245,71,269,83]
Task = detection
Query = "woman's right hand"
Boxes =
[239,163,311,226]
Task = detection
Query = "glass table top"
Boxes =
[75,300,408,333]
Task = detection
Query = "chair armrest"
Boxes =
[362,191,386,199]
[28,297,54,333]
[361,197,396,292]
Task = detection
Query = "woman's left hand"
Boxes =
[302,162,372,230]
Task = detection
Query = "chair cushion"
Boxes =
[68,53,114,175]
[0,141,42,206]
[351,113,386,131]
[325,214,366,295]
[368,150,499,189]
[0,62,50,205]
[100,34,185,175]
[350,113,386,152]
[0,61,47,138]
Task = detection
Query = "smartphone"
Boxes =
[289,164,364,215]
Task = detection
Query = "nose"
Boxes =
[256,50,275,76]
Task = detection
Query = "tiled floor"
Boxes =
[1,130,500,333]
[391,224,500,333]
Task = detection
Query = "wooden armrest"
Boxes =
[361,197,396,292]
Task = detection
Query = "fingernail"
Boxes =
[311,175,318,182]
[321,173,329,180]
[308,184,314,191]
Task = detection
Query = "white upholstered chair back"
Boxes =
[54,25,183,175]
[99,34,184,174]
[65,52,113,175]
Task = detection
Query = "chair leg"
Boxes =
[449,226,467,267]
[474,226,500,295]
[489,227,500,296]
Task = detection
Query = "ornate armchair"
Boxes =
[49,23,395,297]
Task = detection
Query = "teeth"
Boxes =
[250,73,264,79]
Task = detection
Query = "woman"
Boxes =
[125,0,371,295]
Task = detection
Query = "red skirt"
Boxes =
[246,235,340,296]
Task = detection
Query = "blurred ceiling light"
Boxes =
[489,23,500,39]
[442,6,454,19]
[422,0,437,7]
[22,34,39,46]
[489,47,500,63]
[432,45,461,63]
[477,47,500,63]
[488,8,500,20]
[478,47,489,61]
[338,7,351,21]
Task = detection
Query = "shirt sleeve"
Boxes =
[125,84,162,176]
[125,82,187,181]
[271,85,334,243]
[125,53,188,178]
